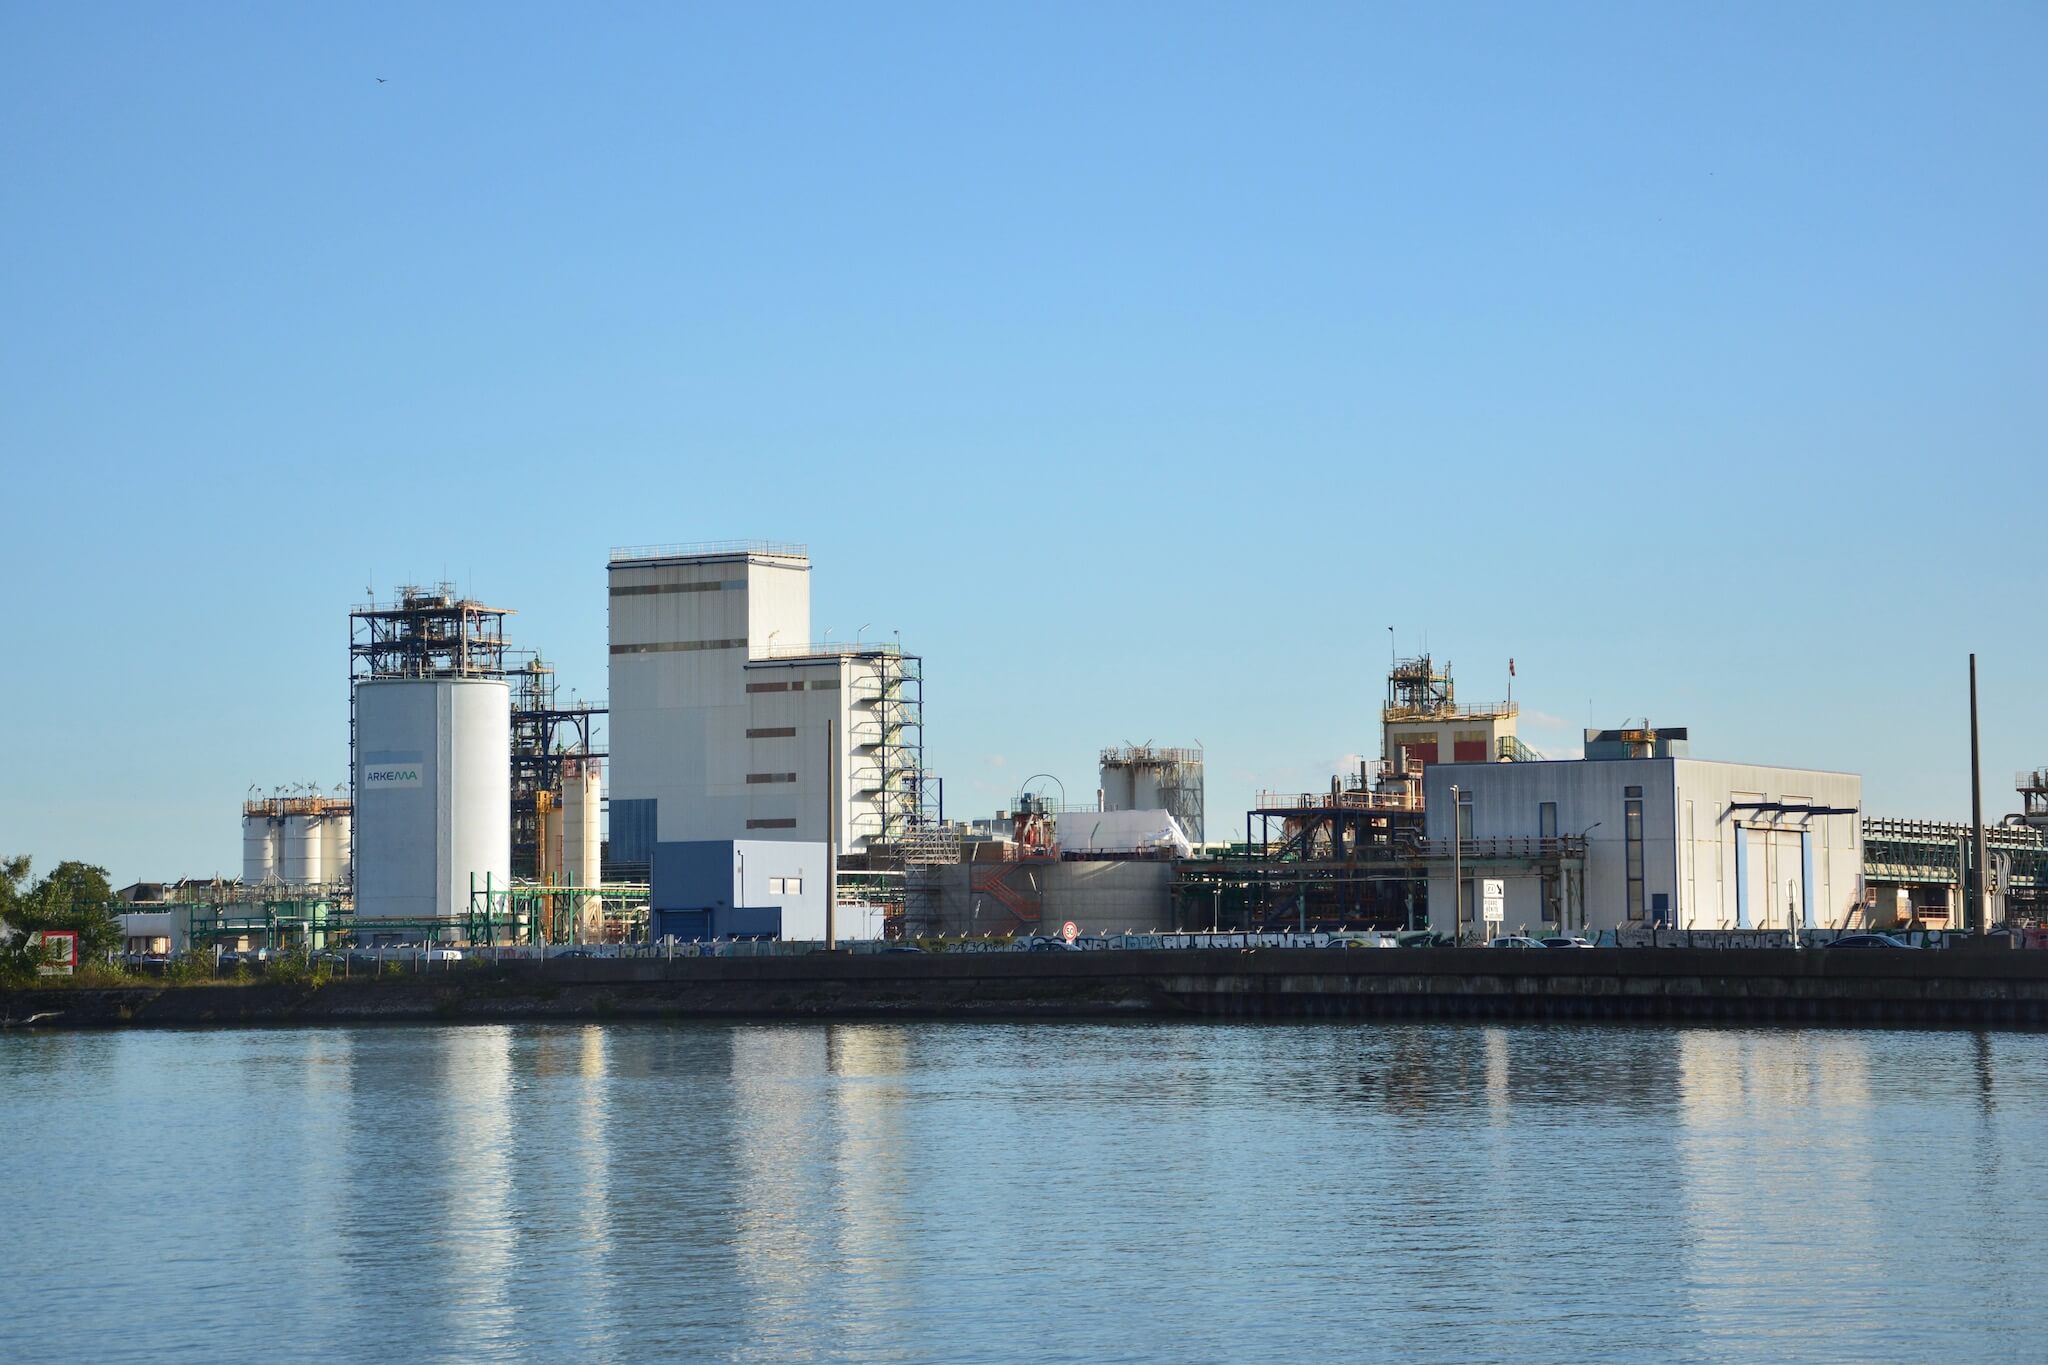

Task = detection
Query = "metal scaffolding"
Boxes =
[508,655,605,880]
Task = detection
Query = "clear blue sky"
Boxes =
[3,3,2043,883]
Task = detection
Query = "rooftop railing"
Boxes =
[752,641,906,659]
[1382,701,1518,721]
[609,540,807,563]
[1256,789,1424,812]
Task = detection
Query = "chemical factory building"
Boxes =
[608,543,926,865]
[1422,740,1862,936]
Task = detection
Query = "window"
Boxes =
[1624,796,1645,920]
[767,877,804,896]
[746,818,796,830]
[745,727,797,738]
[745,681,791,694]
[609,579,743,596]
[745,772,798,784]
[611,638,746,655]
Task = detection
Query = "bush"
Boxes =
[165,950,217,985]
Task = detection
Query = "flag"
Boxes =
[1509,658,1516,677]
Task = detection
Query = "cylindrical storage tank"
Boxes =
[564,759,604,939]
[242,815,278,885]
[544,796,565,884]
[321,809,352,886]
[1097,764,1133,813]
[563,760,602,888]
[1130,765,1166,812]
[282,814,324,886]
[352,678,511,932]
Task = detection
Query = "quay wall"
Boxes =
[8,948,2048,1030]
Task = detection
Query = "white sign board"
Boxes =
[1481,878,1506,925]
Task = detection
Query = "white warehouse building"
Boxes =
[607,542,926,867]
[1422,733,1862,937]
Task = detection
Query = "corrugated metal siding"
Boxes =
[610,798,657,867]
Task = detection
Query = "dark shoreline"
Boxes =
[7,946,2048,1031]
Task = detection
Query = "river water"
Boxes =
[4,1021,2043,1363]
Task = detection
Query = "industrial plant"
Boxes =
[110,542,2048,958]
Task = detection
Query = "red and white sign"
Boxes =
[1060,921,1079,943]
[30,929,78,976]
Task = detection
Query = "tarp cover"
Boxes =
[1056,809,1192,859]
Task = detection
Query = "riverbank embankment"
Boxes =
[7,946,2048,1030]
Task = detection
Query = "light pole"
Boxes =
[1211,886,1221,934]
[856,623,870,648]
[1574,822,1601,934]
[735,847,745,917]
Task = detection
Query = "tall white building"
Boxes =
[607,543,925,867]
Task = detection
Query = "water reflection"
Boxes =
[4,1021,2046,1364]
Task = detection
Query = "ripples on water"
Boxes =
[4,1022,2042,1363]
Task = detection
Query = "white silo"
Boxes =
[320,809,352,886]
[352,677,511,931]
[563,759,601,887]
[282,813,324,886]
[563,758,603,940]
[242,813,279,884]
[544,796,566,883]
[1097,745,1206,843]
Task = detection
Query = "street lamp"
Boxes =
[1571,822,1601,933]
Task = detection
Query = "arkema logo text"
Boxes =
[363,764,423,789]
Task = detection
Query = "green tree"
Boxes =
[0,854,28,919]
[0,856,122,979]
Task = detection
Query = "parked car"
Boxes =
[1485,936,1549,950]
[1821,933,1919,949]
[1540,936,1597,949]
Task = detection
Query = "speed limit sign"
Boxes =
[1060,921,1079,943]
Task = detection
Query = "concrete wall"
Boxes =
[1384,712,1516,767]
[916,860,1173,936]
[1423,758,1861,935]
